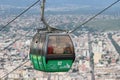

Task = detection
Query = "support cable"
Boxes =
[1,0,120,79]
[69,0,120,33]
[0,0,40,79]
[0,0,41,32]
[1,59,29,79]
[1,30,32,51]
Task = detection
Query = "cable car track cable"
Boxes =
[69,0,120,33]
[0,0,41,32]
[0,30,32,78]
[1,59,29,79]
[0,0,41,78]
[1,0,120,78]
[1,30,32,51]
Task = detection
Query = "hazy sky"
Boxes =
[0,0,118,7]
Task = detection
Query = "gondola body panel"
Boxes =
[30,33,46,71]
[29,33,75,72]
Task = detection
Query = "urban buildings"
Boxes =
[0,14,120,80]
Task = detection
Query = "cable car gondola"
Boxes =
[29,32,75,72]
[29,0,75,72]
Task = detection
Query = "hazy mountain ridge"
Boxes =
[0,0,119,15]
[0,0,117,7]
[0,0,120,32]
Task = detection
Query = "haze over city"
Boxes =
[0,0,120,80]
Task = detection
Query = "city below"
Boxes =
[0,13,120,80]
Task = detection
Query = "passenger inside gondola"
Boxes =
[47,35,74,55]
[64,43,72,54]
[48,39,54,54]
[48,45,53,54]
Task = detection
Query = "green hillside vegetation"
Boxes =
[85,18,120,31]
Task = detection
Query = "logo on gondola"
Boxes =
[66,63,70,68]
[58,61,62,65]
[59,63,70,69]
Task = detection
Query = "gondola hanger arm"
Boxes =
[40,0,66,32]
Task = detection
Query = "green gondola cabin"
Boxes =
[29,32,75,72]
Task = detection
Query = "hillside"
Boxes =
[85,18,120,31]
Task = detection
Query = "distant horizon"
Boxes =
[0,0,119,15]
[0,0,119,7]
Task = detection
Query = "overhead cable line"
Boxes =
[1,59,29,79]
[0,0,41,78]
[1,0,120,78]
[69,0,120,33]
[0,30,32,79]
[1,30,32,51]
[0,0,41,32]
